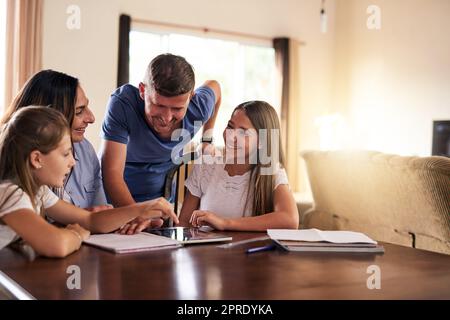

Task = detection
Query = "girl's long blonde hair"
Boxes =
[233,101,286,216]
[0,107,70,210]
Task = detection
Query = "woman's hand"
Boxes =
[117,217,164,235]
[117,198,178,235]
[139,197,178,223]
[85,205,113,213]
[190,210,229,231]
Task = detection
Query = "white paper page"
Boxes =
[267,228,377,244]
[268,229,324,242]
[84,232,180,251]
[320,231,377,244]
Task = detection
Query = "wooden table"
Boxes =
[1,232,449,300]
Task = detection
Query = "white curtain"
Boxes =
[4,0,43,109]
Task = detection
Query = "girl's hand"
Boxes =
[190,210,229,231]
[66,223,90,241]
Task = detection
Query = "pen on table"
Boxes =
[246,243,276,254]
[217,236,270,249]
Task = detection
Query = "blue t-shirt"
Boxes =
[64,138,108,208]
[101,84,215,202]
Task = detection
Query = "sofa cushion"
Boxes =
[301,151,450,254]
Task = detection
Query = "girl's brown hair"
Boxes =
[233,101,286,216]
[0,107,70,210]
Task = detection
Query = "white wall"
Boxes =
[332,0,450,156]
[42,0,120,151]
[43,0,337,157]
[41,0,450,196]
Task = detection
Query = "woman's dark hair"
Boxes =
[144,53,195,97]
[1,69,79,126]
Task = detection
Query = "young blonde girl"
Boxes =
[0,107,178,258]
[178,101,298,231]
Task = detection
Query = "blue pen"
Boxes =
[246,243,276,254]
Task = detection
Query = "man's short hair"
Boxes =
[144,53,195,97]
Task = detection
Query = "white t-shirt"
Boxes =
[185,162,289,218]
[0,182,59,250]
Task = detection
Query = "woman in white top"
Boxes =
[178,101,298,231]
[0,107,178,258]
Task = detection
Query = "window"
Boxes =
[129,29,278,146]
[0,0,7,112]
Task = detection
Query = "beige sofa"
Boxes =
[301,150,450,255]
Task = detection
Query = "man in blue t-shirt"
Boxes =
[100,54,221,234]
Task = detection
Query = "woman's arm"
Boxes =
[2,210,89,258]
[46,197,178,234]
[190,185,299,231]
[178,190,201,227]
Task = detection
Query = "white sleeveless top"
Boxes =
[185,162,289,218]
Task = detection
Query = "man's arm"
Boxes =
[202,80,221,139]
[99,139,135,207]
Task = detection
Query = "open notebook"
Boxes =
[84,233,182,254]
[268,229,385,253]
